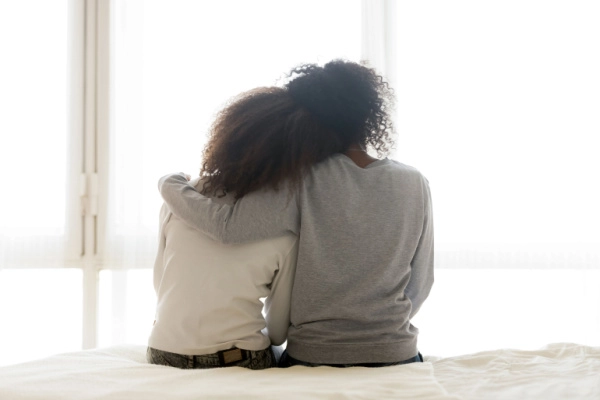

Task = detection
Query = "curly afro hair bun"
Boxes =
[285,59,395,156]
[199,60,395,200]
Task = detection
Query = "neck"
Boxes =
[346,144,366,152]
[343,145,378,168]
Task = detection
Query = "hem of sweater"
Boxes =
[148,337,271,356]
[286,338,418,364]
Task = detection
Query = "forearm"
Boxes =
[158,173,299,244]
[264,240,298,345]
[405,180,434,318]
[264,289,292,345]
[405,240,434,319]
[152,203,172,294]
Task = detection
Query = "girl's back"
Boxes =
[149,178,298,357]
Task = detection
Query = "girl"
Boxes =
[147,87,311,370]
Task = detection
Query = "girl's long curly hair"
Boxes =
[199,60,395,199]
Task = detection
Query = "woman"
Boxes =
[159,60,434,367]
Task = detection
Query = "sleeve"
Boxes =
[152,202,172,294]
[263,238,299,345]
[158,173,300,244]
[405,176,434,319]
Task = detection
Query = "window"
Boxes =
[0,0,80,268]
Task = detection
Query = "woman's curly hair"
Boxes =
[199,60,395,199]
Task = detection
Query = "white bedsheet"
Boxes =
[432,343,600,399]
[0,343,598,399]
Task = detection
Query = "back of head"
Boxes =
[285,60,395,155]
[199,60,394,199]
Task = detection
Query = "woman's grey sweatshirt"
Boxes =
[158,154,434,364]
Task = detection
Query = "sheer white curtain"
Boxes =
[0,0,84,366]
[0,0,82,268]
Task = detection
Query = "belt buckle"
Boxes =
[218,348,247,365]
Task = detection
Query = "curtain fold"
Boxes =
[361,0,398,89]
[0,0,81,269]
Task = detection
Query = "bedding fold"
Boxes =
[0,345,457,400]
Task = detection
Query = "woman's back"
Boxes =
[286,154,433,364]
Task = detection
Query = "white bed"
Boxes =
[1,343,598,399]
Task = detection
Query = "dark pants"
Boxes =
[147,346,280,370]
[278,350,424,368]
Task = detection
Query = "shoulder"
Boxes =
[386,159,423,174]
[386,159,430,184]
